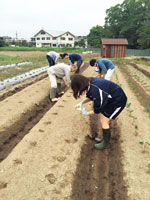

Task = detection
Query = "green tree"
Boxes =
[75,39,86,48]
[87,25,104,48]
[104,0,149,49]
[21,40,29,46]
[0,40,8,47]
[138,0,150,48]
[104,4,123,38]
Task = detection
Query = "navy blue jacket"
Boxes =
[86,78,127,114]
[69,54,82,64]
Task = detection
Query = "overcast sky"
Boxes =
[0,0,124,38]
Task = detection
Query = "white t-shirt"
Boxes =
[47,51,60,62]
[47,63,71,84]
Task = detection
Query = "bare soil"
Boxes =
[0,52,150,200]
[0,51,46,57]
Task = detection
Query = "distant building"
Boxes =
[0,36,12,43]
[31,29,75,47]
[0,36,31,44]
[101,38,128,58]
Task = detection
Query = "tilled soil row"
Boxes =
[112,65,150,200]
[71,117,128,200]
[127,62,150,78]
[0,73,48,102]
[124,63,150,94]
[0,62,89,162]
[0,96,54,162]
[117,63,150,115]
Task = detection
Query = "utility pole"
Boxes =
[16,31,18,39]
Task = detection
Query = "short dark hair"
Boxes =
[90,59,96,66]
[71,74,92,99]
[60,53,68,59]
[60,54,64,58]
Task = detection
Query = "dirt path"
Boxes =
[0,57,150,200]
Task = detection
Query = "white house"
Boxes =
[31,29,75,47]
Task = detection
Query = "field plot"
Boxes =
[0,52,150,200]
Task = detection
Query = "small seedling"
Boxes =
[134,125,138,136]
[146,163,150,173]
[129,110,134,114]
[139,141,150,153]
[126,102,131,108]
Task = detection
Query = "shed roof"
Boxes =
[101,38,128,45]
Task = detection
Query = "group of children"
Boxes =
[46,51,83,102]
[46,51,127,150]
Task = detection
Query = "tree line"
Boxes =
[87,0,150,49]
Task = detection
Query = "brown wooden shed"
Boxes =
[101,38,128,58]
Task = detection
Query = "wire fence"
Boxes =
[85,47,150,57]
[126,49,150,56]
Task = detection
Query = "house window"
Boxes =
[42,37,45,40]
[69,38,73,41]
[31,38,35,41]
[53,44,56,47]
[61,37,65,40]
[47,37,50,40]
[37,37,40,40]
[60,44,65,47]
[52,37,57,40]
[41,31,45,35]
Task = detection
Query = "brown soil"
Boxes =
[116,63,150,115]
[0,51,46,57]
[0,53,150,200]
[127,62,150,78]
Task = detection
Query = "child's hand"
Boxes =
[80,109,89,116]
[75,101,84,110]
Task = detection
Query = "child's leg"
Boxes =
[57,83,61,94]
[76,59,83,73]
[105,69,114,80]
[99,113,110,129]
[95,114,111,150]
[47,56,55,66]
[48,72,57,99]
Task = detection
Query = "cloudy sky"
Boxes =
[0,0,124,38]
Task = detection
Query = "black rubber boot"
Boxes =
[95,129,111,150]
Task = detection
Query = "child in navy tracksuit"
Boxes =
[71,74,127,150]
[63,53,83,73]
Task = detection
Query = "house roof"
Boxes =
[34,29,75,38]
[101,38,128,45]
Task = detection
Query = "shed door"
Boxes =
[106,46,111,58]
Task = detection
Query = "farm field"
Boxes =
[0,51,150,200]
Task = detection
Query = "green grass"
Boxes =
[0,46,87,53]
[111,57,132,64]
[0,55,48,81]
[0,55,25,65]
[134,60,150,65]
